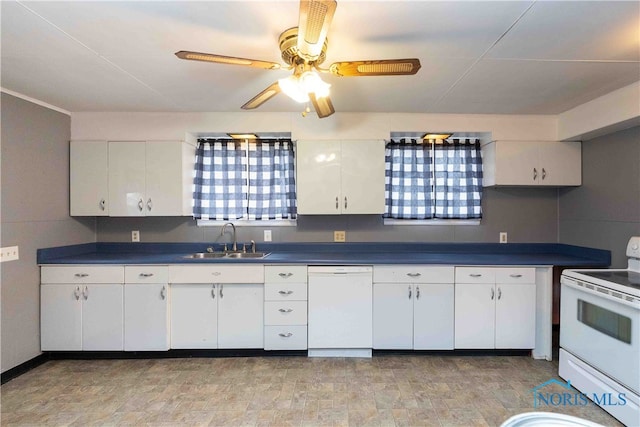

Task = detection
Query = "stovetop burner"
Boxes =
[582,270,640,289]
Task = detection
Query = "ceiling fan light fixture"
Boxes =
[300,70,330,98]
[278,75,310,103]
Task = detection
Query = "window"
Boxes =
[193,139,296,221]
[384,138,482,220]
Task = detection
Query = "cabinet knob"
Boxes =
[344,196,348,210]
[138,199,144,212]
[83,286,89,300]
[533,168,538,181]
[541,168,546,180]
[490,288,495,300]
[99,199,106,211]
[147,198,153,211]
[211,284,216,299]
[335,196,339,210]
[160,285,166,300]
[497,287,502,300]
[416,286,420,300]
[74,286,81,300]
[219,284,224,298]
[408,286,412,299]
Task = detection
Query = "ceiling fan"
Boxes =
[175,0,421,118]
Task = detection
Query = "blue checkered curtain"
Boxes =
[384,139,434,219]
[248,139,297,220]
[433,138,483,219]
[193,139,247,220]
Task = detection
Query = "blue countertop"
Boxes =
[37,242,611,267]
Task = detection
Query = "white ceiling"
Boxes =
[1,1,639,115]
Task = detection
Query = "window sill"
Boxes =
[383,219,480,226]
[196,219,297,227]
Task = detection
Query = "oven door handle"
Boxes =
[562,278,640,310]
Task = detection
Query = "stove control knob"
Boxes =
[627,236,640,257]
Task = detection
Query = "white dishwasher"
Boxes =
[307,266,373,357]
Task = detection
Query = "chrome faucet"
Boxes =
[221,222,237,252]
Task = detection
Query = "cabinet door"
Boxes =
[454,283,495,349]
[218,284,264,348]
[81,284,123,351]
[124,284,169,351]
[414,284,454,350]
[70,141,108,216]
[170,284,218,349]
[108,141,146,216]
[494,141,539,185]
[145,141,190,216]
[296,140,342,214]
[495,283,536,349]
[538,141,581,186]
[341,140,386,214]
[373,283,413,349]
[41,285,82,351]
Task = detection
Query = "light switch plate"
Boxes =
[334,231,346,242]
[499,232,508,244]
[0,246,19,262]
[264,230,272,242]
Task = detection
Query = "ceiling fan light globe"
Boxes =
[300,71,331,98]
[278,76,310,103]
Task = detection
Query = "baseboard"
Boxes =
[1,353,50,385]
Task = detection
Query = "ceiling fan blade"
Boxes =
[329,59,421,77]
[241,82,281,110]
[297,0,337,60]
[175,51,281,70]
[309,93,335,118]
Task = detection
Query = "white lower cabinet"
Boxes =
[454,267,536,349]
[373,266,455,350]
[169,265,264,349]
[124,266,169,351]
[264,265,308,350]
[41,266,124,351]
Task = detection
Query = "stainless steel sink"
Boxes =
[183,252,270,259]
[224,252,270,259]
[183,252,227,259]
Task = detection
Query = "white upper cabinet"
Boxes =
[296,140,385,214]
[70,141,109,216]
[107,141,195,216]
[482,140,581,187]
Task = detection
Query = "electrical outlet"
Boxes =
[334,231,346,242]
[132,230,140,242]
[264,229,272,242]
[0,246,19,262]
[500,232,508,244]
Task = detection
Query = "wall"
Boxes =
[1,93,95,373]
[559,126,640,267]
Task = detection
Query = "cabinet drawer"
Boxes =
[374,265,454,283]
[41,266,124,284]
[264,266,307,283]
[496,268,535,284]
[125,266,168,283]
[264,325,307,350]
[455,267,496,283]
[265,301,308,325]
[264,282,307,301]
[169,265,263,283]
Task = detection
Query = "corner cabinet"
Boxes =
[108,141,195,216]
[70,141,109,216]
[482,140,581,186]
[296,140,385,214]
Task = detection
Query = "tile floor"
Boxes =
[1,354,624,426]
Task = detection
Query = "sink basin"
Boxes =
[224,252,270,259]
[183,252,270,259]
[183,252,227,259]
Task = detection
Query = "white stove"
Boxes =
[560,236,640,427]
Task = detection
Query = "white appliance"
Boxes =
[307,266,373,357]
[560,236,640,427]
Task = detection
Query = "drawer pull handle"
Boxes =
[219,284,224,298]
[138,199,144,212]
[211,284,216,299]
[408,286,412,299]
[74,286,81,300]
[160,286,166,300]
[139,273,154,278]
[147,198,153,211]
[99,199,106,211]
[490,288,495,300]
[278,308,293,313]
[416,286,420,300]
[278,273,293,278]
[470,274,482,278]
[74,273,89,278]
[83,286,89,300]
[497,287,502,300]
[509,274,522,278]
[278,290,294,295]
[279,332,293,338]
[406,273,421,278]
